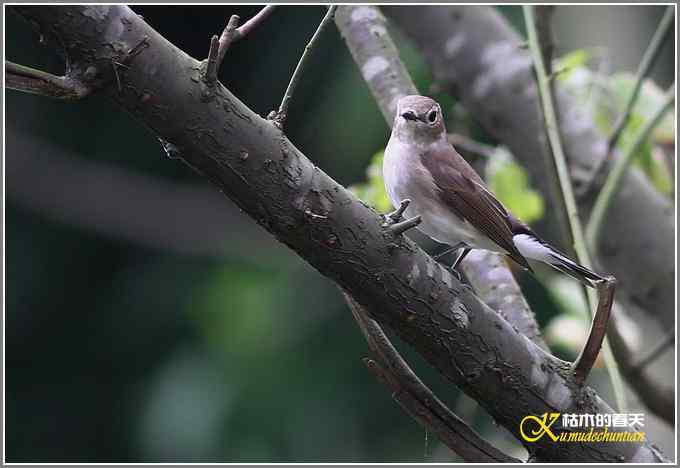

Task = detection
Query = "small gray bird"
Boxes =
[383,95,603,287]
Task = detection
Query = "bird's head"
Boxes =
[392,95,446,145]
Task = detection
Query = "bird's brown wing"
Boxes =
[421,147,531,270]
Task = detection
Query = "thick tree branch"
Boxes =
[344,294,520,463]
[383,6,675,330]
[9,5,667,462]
[335,5,547,350]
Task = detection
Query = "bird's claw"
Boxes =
[383,199,411,226]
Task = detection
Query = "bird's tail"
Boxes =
[513,233,603,288]
[546,251,603,288]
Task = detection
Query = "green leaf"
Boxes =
[608,73,675,144]
[486,147,545,224]
[554,49,592,82]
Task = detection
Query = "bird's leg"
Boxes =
[432,243,469,283]
[451,247,472,270]
[572,275,617,385]
[432,243,463,261]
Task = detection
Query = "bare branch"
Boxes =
[210,7,277,82]
[202,35,221,84]
[269,6,337,129]
[5,60,90,99]
[234,5,276,41]
[345,294,520,463]
[217,14,241,65]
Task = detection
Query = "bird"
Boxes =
[383,95,604,288]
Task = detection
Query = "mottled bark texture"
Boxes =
[384,6,675,328]
[11,5,667,462]
[335,5,546,350]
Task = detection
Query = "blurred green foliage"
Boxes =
[348,150,392,213]
[557,50,675,195]
[486,148,545,224]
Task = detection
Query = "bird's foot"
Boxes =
[386,215,422,237]
[382,199,411,226]
[447,264,464,283]
[382,199,421,237]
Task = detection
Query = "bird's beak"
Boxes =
[401,111,419,122]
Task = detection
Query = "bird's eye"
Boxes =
[427,110,437,123]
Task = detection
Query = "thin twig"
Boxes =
[631,332,675,375]
[217,14,241,65]
[447,134,497,159]
[344,294,520,463]
[234,5,276,41]
[534,5,555,75]
[523,6,625,404]
[270,5,337,129]
[207,7,276,83]
[203,35,220,84]
[5,60,90,99]
[606,6,674,155]
[586,85,675,254]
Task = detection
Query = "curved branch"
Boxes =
[10,5,667,462]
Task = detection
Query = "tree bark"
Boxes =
[384,5,675,328]
[9,5,667,462]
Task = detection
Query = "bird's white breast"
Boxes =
[383,136,484,248]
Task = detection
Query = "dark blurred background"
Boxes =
[4,5,675,462]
